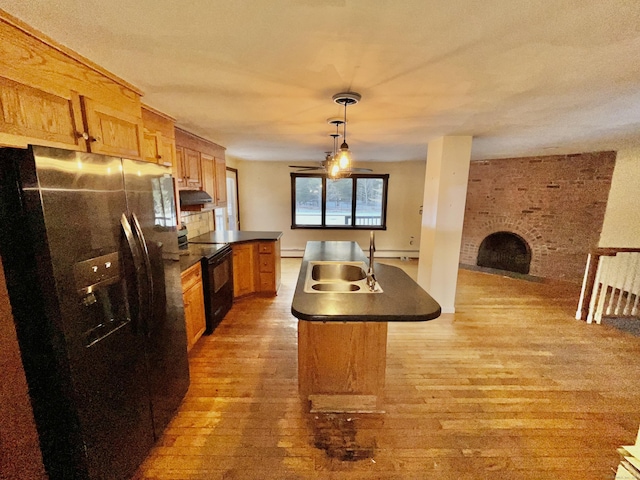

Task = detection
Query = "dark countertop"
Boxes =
[178,243,230,273]
[291,241,441,322]
[189,230,282,245]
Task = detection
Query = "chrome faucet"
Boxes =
[367,231,377,291]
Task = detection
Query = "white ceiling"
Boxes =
[3,0,640,162]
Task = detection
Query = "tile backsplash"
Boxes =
[180,210,214,239]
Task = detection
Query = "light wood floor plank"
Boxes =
[134,258,640,479]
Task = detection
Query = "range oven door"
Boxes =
[204,247,234,334]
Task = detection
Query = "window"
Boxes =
[291,173,389,229]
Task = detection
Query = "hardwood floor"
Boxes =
[135,258,640,479]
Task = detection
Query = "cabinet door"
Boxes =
[232,243,257,298]
[80,95,144,159]
[144,132,175,167]
[142,130,160,163]
[200,153,216,205]
[183,283,206,351]
[175,146,186,188]
[183,148,202,189]
[158,135,175,168]
[181,263,206,351]
[0,76,87,150]
[215,157,227,205]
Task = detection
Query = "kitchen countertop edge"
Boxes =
[291,241,442,323]
[190,230,282,245]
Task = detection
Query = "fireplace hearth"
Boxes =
[477,232,531,274]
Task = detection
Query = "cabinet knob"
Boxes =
[77,132,99,143]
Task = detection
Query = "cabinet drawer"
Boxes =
[259,273,275,292]
[181,262,202,292]
[259,254,274,273]
[258,242,273,254]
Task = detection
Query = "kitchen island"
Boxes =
[292,241,441,413]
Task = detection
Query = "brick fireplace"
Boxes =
[459,151,616,282]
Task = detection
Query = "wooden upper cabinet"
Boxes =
[0,76,87,151]
[175,146,186,188]
[80,96,143,159]
[0,12,144,158]
[158,136,176,167]
[215,157,227,206]
[201,153,216,202]
[141,105,176,166]
[174,128,226,195]
[183,148,202,188]
[143,130,160,163]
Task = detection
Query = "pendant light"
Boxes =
[326,118,343,179]
[332,92,361,172]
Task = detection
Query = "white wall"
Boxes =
[599,148,640,247]
[234,160,426,257]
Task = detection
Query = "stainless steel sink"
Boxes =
[303,261,382,294]
[311,263,367,282]
[311,283,361,292]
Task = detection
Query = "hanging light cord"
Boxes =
[343,101,348,145]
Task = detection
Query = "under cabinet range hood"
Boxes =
[179,189,213,206]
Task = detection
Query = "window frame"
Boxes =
[290,172,389,230]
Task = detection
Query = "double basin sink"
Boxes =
[303,261,383,294]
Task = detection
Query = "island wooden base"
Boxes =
[297,320,387,413]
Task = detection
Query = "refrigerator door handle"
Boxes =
[121,213,146,333]
[131,212,154,336]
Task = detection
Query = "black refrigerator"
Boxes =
[0,146,190,479]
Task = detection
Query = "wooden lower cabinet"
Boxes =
[298,320,388,413]
[258,239,281,294]
[232,240,281,299]
[232,243,258,298]
[181,262,206,352]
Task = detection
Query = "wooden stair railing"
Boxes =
[576,248,640,323]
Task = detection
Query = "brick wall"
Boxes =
[459,151,616,282]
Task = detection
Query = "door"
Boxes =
[226,167,239,230]
[12,146,155,479]
[122,158,190,437]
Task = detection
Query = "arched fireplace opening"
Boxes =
[477,232,531,274]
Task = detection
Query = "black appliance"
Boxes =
[180,242,233,334]
[0,146,190,479]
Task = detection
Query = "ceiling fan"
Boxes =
[289,152,372,174]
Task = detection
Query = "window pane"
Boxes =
[355,178,383,226]
[295,177,322,225]
[326,178,353,225]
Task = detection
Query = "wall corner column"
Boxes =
[417,136,473,313]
